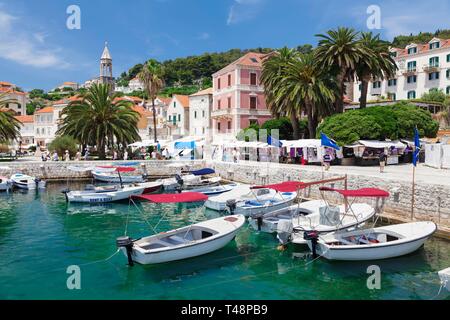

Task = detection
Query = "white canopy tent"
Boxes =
[345,140,407,165]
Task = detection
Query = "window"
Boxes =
[388,93,396,101]
[227,74,231,87]
[372,81,381,89]
[429,56,439,67]
[250,96,257,109]
[249,119,258,126]
[407,75,417,83]
[250,73,257,85]
[447,86,450,95]
[250,57,258,63]
[202,127,205,134]
[218,99,221,109]
[428,72,440,80]
[407,47,417,55]
[407,61,417,72]
[178,114,181,121]
[202,110,205,118]
[227,97,231,108]
[358,84,362,91]
[173,102,176,108]
[227,121,231,130]
[388,79,397,86]
[429,41,440,50]
[169,115,171,121]
[447,54,450,63]
[194,111,197,119]
[407,91,416,99]
[447,69,450,79]
[217,78,221,89]
[217,122,221,131]
[390,51,397,58]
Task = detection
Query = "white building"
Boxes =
[351,38,450,103]
[34,106,57,148]
[0,81,27,116]
[189,88,213,138]
[13,115,34,148]
[166,95,190,138]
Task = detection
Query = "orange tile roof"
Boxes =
[36,106,54,113]
[0,81,12,86]
[15,115,34,123]
[173,94,189,108]
[157,96,172,105]
[63,82,77,85]
[0,87,26,95]
[393,39,450,58]
[190,87,213,97]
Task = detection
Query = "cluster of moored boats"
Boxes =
[0,171,46,191]
[0,164,441,269]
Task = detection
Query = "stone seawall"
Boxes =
[210,161,450,234]
[0,160,207,180]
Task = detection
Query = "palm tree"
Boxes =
[138,59,165,142]
[261,47,304,139]
[57,84,140,160]
[278,53,336,138]
[356,32,398,108]
[315,27,368,113]
[0,93,21,143]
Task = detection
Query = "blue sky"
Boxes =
[1,0,449,91]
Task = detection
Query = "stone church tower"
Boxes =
[99,42,115,91]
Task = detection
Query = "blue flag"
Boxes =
[413,127,421,166]
[267,135,283,147]
[320,132,340,151]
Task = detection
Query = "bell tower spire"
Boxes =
[99,41,114,91]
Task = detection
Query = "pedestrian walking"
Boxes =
[379,149,387,173]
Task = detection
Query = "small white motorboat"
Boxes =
[304,221,437,261]
[116,215,246,265]
[0,176,12,191]
[92,170,144,183]
[438,267,450,292]
[135,181,163,194]
[205,184,252,211]
[182,183,236,195]
[64,184,145,203]
[10,173,46,190]
[162,174,221,191]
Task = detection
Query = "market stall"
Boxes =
[344,140,407,166]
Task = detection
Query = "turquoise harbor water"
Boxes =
[0,181,448,300]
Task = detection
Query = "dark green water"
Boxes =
[0,181,448,300]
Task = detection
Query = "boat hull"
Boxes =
[234,194,296,217]
[92,172,144,183]
[67,187,145,203]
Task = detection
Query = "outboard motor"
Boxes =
[175,174,184,188]
[276,220,294,247]
[35,178,46,189]
[303,230,319,258]
[257,216,263,231]
[225,199,237,214]
[116,236,134,266]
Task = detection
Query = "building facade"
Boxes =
[351,38,450,103]
[211,52,272,137]
[0,81,27,116]
[13,115,34,148]
[166,95,190,138]
[189,88,213,138]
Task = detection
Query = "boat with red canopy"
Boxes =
[131,192,208,203]
[92,166,146,184]
[225,181,300,217]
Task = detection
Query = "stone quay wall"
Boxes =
[0,160,207,180]
[210,161,450,234]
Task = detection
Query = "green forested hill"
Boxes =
[391,29,450,47]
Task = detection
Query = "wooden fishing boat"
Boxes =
[304,221,436,261]
[117,214,245,265]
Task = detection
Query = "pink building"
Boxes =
[211,52,272,136]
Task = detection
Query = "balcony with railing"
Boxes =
[402,67,417,76]
[211,108,233,119]
[423,63,440,73]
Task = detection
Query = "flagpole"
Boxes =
[321,146,324,179]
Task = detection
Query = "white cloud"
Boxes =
[0,9,69,68]
[227,0,265,25]
[197,32,210,40]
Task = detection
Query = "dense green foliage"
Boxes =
[48,136,79,157]
[392,29,450,47]
[421,88,447,103]
[317,102,439,145]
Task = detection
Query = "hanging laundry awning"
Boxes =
[251,181,305,192]
[131,192,208,203]
[319,187,390,198]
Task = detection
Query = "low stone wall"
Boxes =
[210,161,450,232]
[0,160,207,180]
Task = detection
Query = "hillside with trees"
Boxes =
[392,29,450,47]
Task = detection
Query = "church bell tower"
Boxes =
[99,42,115,91]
